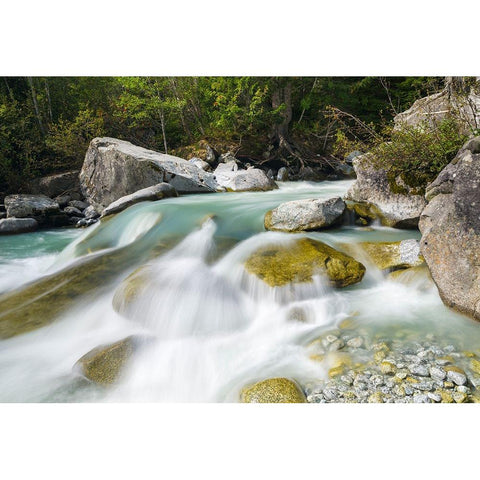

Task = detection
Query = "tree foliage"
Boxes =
[0,76,445,193]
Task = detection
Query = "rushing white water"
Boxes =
[1,180,479,402]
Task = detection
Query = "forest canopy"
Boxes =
[0,76,443,192]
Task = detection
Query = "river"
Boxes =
[1,180,479,402]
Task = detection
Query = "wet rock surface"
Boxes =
[264,197,346,232]
[244,237,366,288]
[303,326,480,403]
[241,377,306,403]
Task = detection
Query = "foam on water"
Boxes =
[1,180,479,402]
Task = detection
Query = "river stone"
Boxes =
[213,162,277,192]
[264,197,346,232]
[240,378,306,403]
[102,183,177,217]
[277,167,289,181]
[80,137,219,210]
[344,153,426,228]
[419,138,480,320]
[64,206,84,217]
[75,336,137,385]
[244,237,365,288]
[189,157,211,171]
[29,170,80,198]
[4,194,60,221]
[353,239,423,271]
[83,205,100,219]
[0,217,39,235]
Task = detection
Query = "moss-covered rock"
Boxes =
[240,377,306,403]
[244,238,365,288]
[75,336,139,385]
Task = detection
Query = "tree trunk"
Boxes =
[160,108,168,155]
[271,80,292,144]
[27,77,46,136]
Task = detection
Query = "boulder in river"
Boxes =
[29,170,80,198]
[102,183,177,217]
[75,336,138,385]
[348,239,424,271]
[244,237,365,288]
[213,161,277,192]
[277,166,289,181]
[80,137,219,210]
[4,194,60,222]
[419,137,480,320]
[344,153,426,228]
[240,377,306,403]
[0,217,39,235]
[264,197,345,232]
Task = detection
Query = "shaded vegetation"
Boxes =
[0,76,444,193]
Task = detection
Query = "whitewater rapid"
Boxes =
[1,180,479,402]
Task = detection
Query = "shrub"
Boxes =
[370,117,468,193]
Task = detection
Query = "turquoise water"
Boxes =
[0,180,479,402]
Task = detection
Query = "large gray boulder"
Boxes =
[394,82,480,135]
[29,170,81,198]
[0,218,38,235]
[80,137,219,210]
[102,183,177,217]
[213,162,277,192]
[264,197,346,232]
[419,137,480,320]
[4,194,60,221]
[344,154,426,228]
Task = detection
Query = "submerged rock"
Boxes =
[353,239,423,271]
[240,378,306,403]
[213,162,277,192]
[75,336,138,385]
[102,183,177,217]
[244,237,365,288]
[264,197,345,232]
[419,137,480,320]
[344,154,426,228]
[0,234,167,339]
[0,217,39,235]
[80,137,219,210]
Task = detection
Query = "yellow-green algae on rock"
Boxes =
[343,240,423,272]
[244,237,365,288]
[241,378,306,403]
[75,336,136,386]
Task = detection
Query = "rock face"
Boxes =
[240,378,306,403]
[102,183,177,217]
[353,239,424,271]
[4,194,60,224]
[244,237,365,288]
[394,86,480,135]
[0,218,39,235]
[189,157,211,171]
[419,137,480,320]
[75,337,137,385]
[80,137,219,210]
[344,154,426,228]
[29,170,80,198]
[213,162,277,192]
[264,197,345,232]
